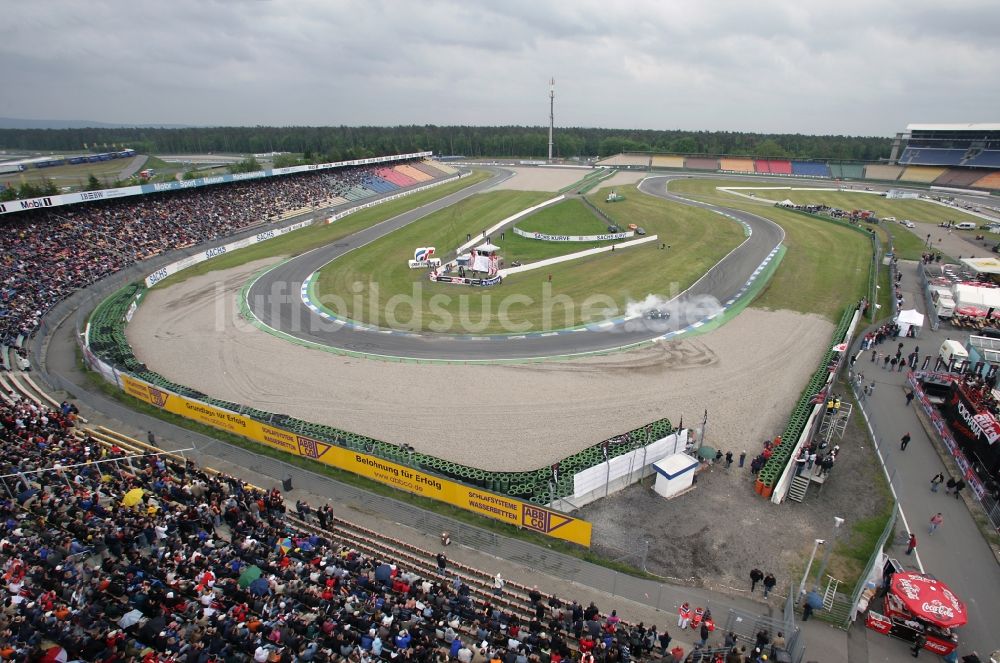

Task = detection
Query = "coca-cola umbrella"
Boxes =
[954,305,987,317]
[889,572,967,629]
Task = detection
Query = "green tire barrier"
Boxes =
[89,283,672,503]
[757,306,856,488]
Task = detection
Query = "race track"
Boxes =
[246,173,785,360]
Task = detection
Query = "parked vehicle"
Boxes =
[939,339,968,368]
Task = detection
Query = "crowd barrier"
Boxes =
[754,305,859,495]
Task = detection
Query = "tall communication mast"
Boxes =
[548,77,555,162]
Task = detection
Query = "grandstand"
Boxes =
[891,122,1000,189]
[650,155,684,168]
[754,159,792,175]
[790,161,830,177]
[597,153,649,168]
[683,156,719,170]
[899,165,947,183]
[828,163,865,180]
[718,157,754,173]
[862,164,903,181]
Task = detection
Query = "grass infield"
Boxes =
[667,179,872,321]
[313,184,745,333]
[152,170,492,288]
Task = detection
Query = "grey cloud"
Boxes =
[1,0,997,134]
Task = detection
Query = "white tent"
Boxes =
[952,284,1000,310]
[895,308,926,337]
[778,199,795,207]
[477,242,500,252]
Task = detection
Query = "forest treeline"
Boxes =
[0,125,893,162]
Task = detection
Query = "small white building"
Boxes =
[651,453,699,499]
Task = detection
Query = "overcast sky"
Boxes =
[3,0,997,136]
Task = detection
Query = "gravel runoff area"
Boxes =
[127,259,833,472]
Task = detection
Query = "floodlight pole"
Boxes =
[548,77,555,162]
[799,538,825,596]
[813,516,845,590]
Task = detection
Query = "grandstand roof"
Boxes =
[907,123,1000,132]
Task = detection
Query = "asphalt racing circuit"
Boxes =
[245,171,785,360]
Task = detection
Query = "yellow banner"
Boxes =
[119,374,591,546]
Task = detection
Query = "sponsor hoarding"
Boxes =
[512,227,634,242]
[118,374,591,546]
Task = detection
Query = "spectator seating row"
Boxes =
[965,150,1000,168]
[862,164,903,181]
[651,156,684,169]
[790,161,830,177]
[931,169,988,188]
[897,147,969,166]
[603,151,1000,191]
[900,166,947,183]
[753,159,792,175]
[717,158,754,173]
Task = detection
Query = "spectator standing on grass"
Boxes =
[762,573,776,598]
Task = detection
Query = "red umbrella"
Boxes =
[40,646,68,663]
[954,305,987,317]
[890,572,967,629]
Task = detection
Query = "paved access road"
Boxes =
[852,258,1000,658]
[246,174,784,360]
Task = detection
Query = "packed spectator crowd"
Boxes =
[0,162,409,346]
[1,389,790,663]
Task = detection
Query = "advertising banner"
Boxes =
[118,374,591,546]
[512,226,634,242]
[144,218,314,287]
[910,373,988,498]
[429,274,502,287]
